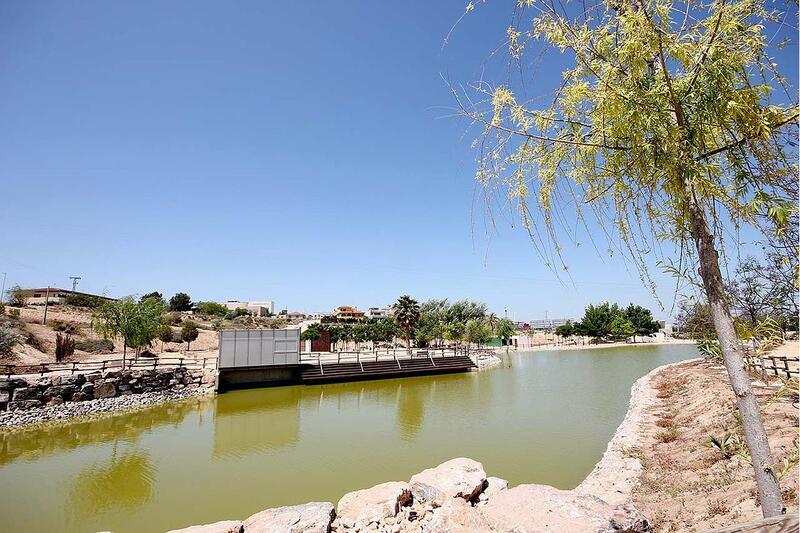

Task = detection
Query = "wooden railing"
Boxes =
[744,355,799,381]
[2,357,218,378]
[299,347,468,366]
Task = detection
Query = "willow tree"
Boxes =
[454,0,797,516]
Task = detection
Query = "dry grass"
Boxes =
[706,498,730,518]
[656,427,679,443]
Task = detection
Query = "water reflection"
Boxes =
[66,448,155,528]
[212,388,301,458]
[0,396,211,466]
[396,382,426,440]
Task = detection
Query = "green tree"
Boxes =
[181,321,199,351]
[464,319,492,347]
[554,321,574,340]
[623,304,661,342]
[140,292,165,306]
[157,324,173,352]
[6,285,25,307]
[443,321,465,346]
[393,295,420,352]
[169,292,192,312]
[0,323,23,355]
[575,303,621,341]
[301,324,321,342]
[609,315,635,341]
[457,0,796,513]
[493,318,516,345]
[92,296,165,364]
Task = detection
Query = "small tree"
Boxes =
[93,296,166,365]
[6,285,25,307]
[393,295,420,352]
[169,292,192,312]
[196,301,228,317]
[464,319,492,347]
[494,318,516,346]
[609,316,635,342]
[554,321,574,342]
[181,321,199,351]
[157,324,173,352]
[623,304,661,342]
[0,323,23,355]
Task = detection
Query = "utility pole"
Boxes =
[42,286,51,325]
[0,272,5,304]
[69,276,81,293]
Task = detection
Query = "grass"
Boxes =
[656,426,679,443]
[705,498,729,518]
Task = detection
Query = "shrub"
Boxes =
[8,308,20,320]
[157,324,174,343]
[211,320,224,332]
[6,285,25,307]
[55,333,75,362]
[181,321,199,350]
[25,331,45,352]
[196,301,228,317]
[64,293,103,308]
[225,307,250,320]
[167,312,183,325]
[75,339,114,353]
[656,427,679,443]
[0,303,4,315]
[0,324,23,355]
[49,320,79,335]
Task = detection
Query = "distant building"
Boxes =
[286,311,308,321]
[15,288,114,306]
[334,305,366,321]
[366,306,393,320]
[527,318,571,331]
[223,300,274,317]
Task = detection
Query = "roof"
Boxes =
[17,288,115,300]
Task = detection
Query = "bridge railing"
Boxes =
[744,354,799,381]
[2,357,218,378]
[299,347,469,366]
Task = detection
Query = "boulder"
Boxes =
[51,374,86,387]
[11,387,40,401]
[166,519,243,533]
[423,497,491,533]
[409,458,486,504]
[335,482,410,528]
[479,477,509,504]
[8,400,42,410]
[93,382,117,399]
[479,484,651,533]
[242,502,335,533]
[0,391,9,403]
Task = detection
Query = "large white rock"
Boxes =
[480,484,651,532]
[335,481,410,528]
[478,477,509,504]
[242,502,334,533]
[409,458,486,504]
[422,497,491,533]
[167,520,243,533]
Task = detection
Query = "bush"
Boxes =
[181,321,199,350]
[49,320,79,335]
[167,312,183,325]
[196,301,229,317]
[0,324,23,355]
[211,320,224,332]
[64,293,104,308]
[225,307,250,320]
[75,339,115,353]
[8,308,20,320]
[55,333,75,362]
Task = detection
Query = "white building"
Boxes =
[223,300,274,317]
[366,306,393,320]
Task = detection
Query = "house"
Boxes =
[14,288,114,306]
[286,311,308,321]
[334,305,365,321]
[366,306,393,320]
[223,300,274,317]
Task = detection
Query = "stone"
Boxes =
[93,382,117,399]
[409,458,486,504]
[243,502,334,533]
[81,383,95,394]
[0,391,9,403]
[8,400,42,410]
[51,374,86,387]
[422,497,491,533]
[11,387,39,401]
[481,477,508,501]
[84,372,103,382]
[46,396,65,406]
[166,519,243,533]
[479,484,651,533]
[336,482,410,527]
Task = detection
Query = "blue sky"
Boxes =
[1,1,796,321]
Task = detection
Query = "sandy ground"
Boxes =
[631,343,799,532]
[516,337,697,353]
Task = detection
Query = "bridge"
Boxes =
[216,329,477,390]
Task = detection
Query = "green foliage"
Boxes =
[697,338,723,363]
[493,318,516,342]
[464,319,492,346]
[676,300,716,339]
[168,292,192,312]
[55,333,75,363]
[157,324,174,343]
[92,296,167,357]
[7,308,20,320]
[49,320,79,335]
[301,324,321,341]
[575,302,621,340]
[224,307,250,319]
[195,301,228,317]
[554,321,575,338]
[706,433,736,459]
[64,293,104,308]
[393,295,421,346]
[0,323,23,355]
[609,315,636,340]
[623,304,660,338]
[181,321,199,349]
[6,285,25,307]
[211,320,224,332]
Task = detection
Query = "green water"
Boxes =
[0,344,696,532]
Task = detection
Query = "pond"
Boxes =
[0,344,696,532]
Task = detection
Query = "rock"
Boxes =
[422,497,491,533]
[336,482,410,527]
[46,396,65,406]
[243,502,335,533]
[483,477,508,499]
[409,459,486,504]
[0,391,9,403]
[480,484,651,533]
[84,372,103,382]
[11,387,39,401]
[52,374,86,387]
[81,383,95,395]
[93,382,116,399]
[166,519,243,533]
[7,400,42,410]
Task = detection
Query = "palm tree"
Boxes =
[393,295,420,354]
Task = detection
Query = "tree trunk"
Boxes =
[686,190,785,517]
